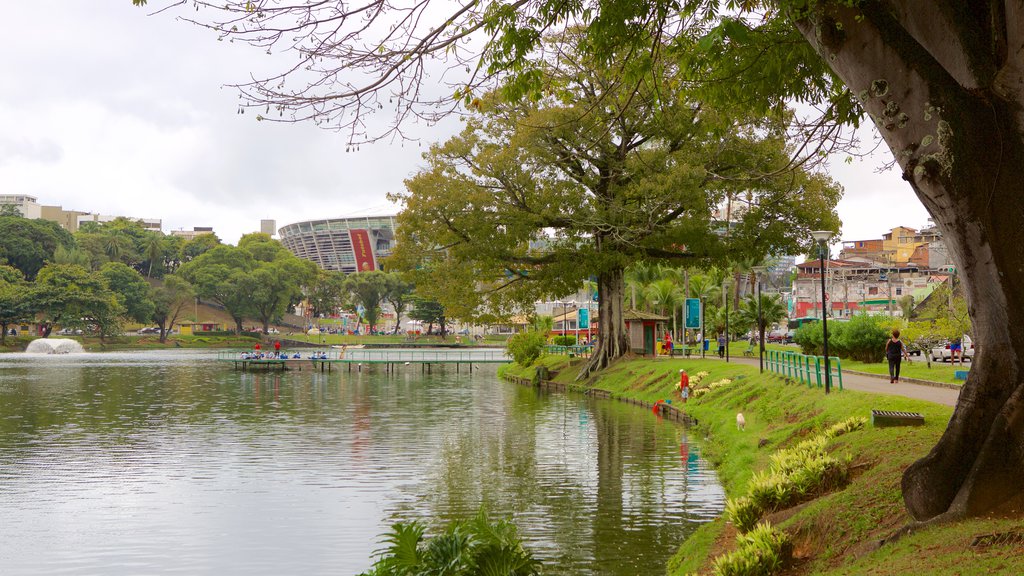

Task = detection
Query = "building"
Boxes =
[78,213,161,232]
[260,219,276,237]
[840,223,944,266]
[0,195,42,219]
[278,215,397,273]
[170,227,216,241]
[792,258,936,318]
[39,205,89,232]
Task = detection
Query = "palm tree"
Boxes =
[738,293,788,351]
[624,262,659,310]
[144,234,163,278]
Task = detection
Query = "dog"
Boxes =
[736,412,746,431]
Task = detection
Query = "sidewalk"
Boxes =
[687,354,961,407]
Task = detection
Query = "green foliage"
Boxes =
[360,511,540,576]
[99,262,155,323]
[389,32,841,339]
[506,330,547,367]
[0,265,33,344]
[711,522,791,576]
[0,216,76,280]
[409,298,448,335]
[32,263,124,339]
[150,275,195,341]
[794,314,890,362]
[724,420,862,535]
[343,271,389,331]
[551,335,577,346]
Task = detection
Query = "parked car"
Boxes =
[136,327,160,335]
[931,335,974,362]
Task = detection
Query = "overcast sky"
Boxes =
[1,2,931,247]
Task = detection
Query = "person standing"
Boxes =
[678,369,690,403]
[717,333,726,358]
[885,329,911,383]
[274,340,281,357]
[950,335,962,364]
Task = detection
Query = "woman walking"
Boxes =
[885,329,911,383]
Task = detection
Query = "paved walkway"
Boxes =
[681,354,961,407]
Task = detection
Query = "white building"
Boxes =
[78,213,161,231]
[0,195,42,219]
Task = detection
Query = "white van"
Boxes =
[931,335,974,362]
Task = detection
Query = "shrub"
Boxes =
[551,335,577,346]
[725,496,762,534]
[361,511,540,576]
[793,314,889,362]
[833,314,890,362]
[712,522,791,576]
[506,330,547,367]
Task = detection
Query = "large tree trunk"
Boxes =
[796,2,1024,521]
[577,267,630,380]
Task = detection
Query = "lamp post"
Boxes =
[811,230,833,394]
[751,265,767,373]
[723,277,730,362]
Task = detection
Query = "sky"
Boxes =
[1,2,931,247]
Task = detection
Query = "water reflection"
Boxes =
[0,351,723,575]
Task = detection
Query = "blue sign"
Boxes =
[685,298,701,329]
[578,308,589,329]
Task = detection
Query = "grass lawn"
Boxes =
[500,353,1022,576]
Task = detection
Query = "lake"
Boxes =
[0,349,724,575]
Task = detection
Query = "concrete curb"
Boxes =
[843,369,963,390]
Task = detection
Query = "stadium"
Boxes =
[277,215,397,273]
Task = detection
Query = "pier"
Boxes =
[218,348,510,373]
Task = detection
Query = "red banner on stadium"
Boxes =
[349,229,376,272]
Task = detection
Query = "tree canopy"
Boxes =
[390,33,840,376]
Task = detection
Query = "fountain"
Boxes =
[25,338,86,354]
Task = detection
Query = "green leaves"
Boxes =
[361,511,540,576]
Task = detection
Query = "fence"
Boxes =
[765,350,843,391]
[544,345,593,358]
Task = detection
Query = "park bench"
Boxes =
[871,409,924,427]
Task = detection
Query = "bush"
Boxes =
[793,314,889,362]
[506,330,547,366]
[551,335,577,346]
[361,511,540,576]
[712,522,792,576]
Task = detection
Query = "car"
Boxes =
[931,335,974,362]
[136,327,160,335]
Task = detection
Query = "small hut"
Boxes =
[624,309,669,356]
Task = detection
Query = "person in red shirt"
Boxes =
[679,369,690,402]
[274,340,281,353]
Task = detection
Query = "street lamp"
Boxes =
[811,230,833,394]
[751,265,767,373]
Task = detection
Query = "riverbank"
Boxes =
[500,355,1024,575]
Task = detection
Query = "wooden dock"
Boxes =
[218,349,510,373]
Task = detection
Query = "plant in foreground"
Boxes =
[360,510,541,576]
[712,522,792,576]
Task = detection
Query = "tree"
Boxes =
[149,275,195,343]
[0,216,76,280]
[178,245,256,332]
[343,271,389,333]
[738,291,787,357]
[180,233,221,263]
[390,36,839,380]
[0,265,33,344]
[383,274,416,335]
[31,264,123,340]
[409,298,448,338]
[306,270,347,319]
[98,262,156,324]
[137,0,1024,522]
